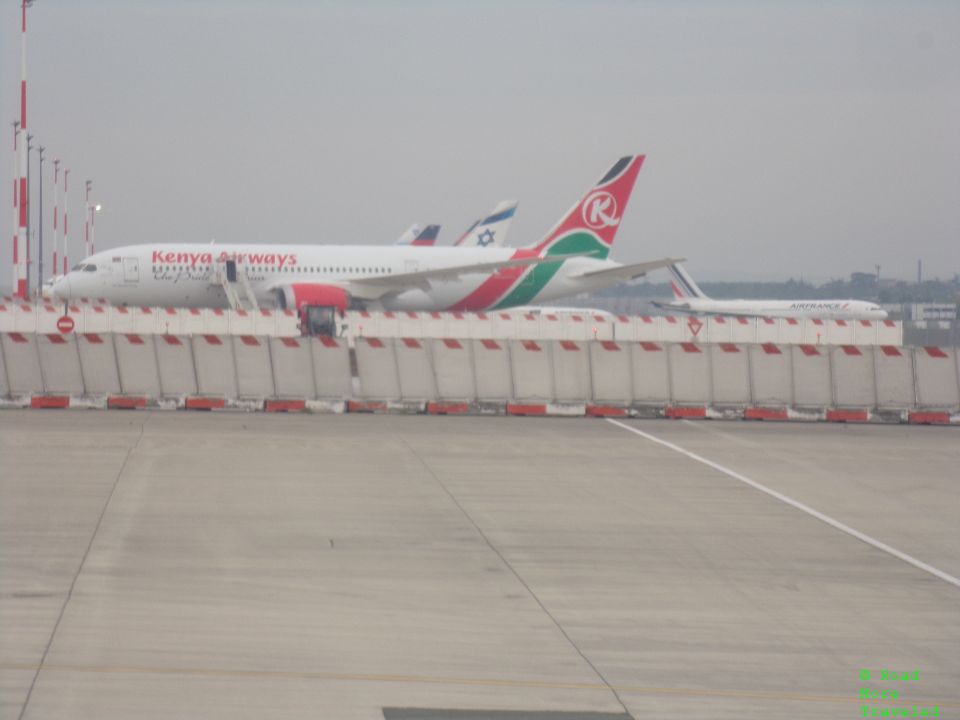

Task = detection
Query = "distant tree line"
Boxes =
[592,275,960,305]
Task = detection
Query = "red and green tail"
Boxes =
[526,155,645,260]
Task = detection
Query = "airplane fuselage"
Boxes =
[55,243,624,312]
[659,297,888,320]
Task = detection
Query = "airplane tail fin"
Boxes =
[526,155,644,259]
[455,200,518,247]
[394,224,421,245]
[668,263,707,299]
[410,224,441,247]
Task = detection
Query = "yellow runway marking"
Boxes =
[2,661,958,708]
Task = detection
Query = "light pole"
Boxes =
[10,120,18,296]
[38,145,44,291]
[52,158,59,279]
[26,133,33,295]
[84,180,91,258]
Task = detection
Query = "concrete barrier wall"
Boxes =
[270,336,316,399]
[0,336,8,398]
[356,337,400,400]
[232,335,275,399]
[730,317,756,343]
[395,337,437,401]
[2,333,42,394]
[472,339,513,401]
[779,319,804,345]
[631,341,671,405]
[552,340,591,402]
[114,333,162,397]
[669,342,710,404]
[756,318,779,344]
[874,345,915,409]
[590,340,632,404]
[710,343,751,406]
[2,330,956,416]
[914,346,959,409]
[193,335,239,399]
[76,333,118,396]
[155,335,197,397]
[36,334,85,395]
[750,343,793,407]
[705,317,732,343]
[82,305,109,334]
[791,345,832,408]
[311,336,353,398]
[828,320,856,346]
[432,338,476,401]
[831,346,876,408]
[509,339,554,402]
[3,304,910,348]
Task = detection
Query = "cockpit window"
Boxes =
[83,264,98,272]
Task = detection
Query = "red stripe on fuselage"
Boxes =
[446,248,537,312]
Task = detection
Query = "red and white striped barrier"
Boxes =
[509,339,554,403]
[832,345,876,409]
[472,338,513,401]
[2,334,956,424]
[232,334,275,399]
[396,337,437,401]
[431,338,476,402]
[669,342,710,405]
[709,342,751,406]
[631,341,671,406]
[553,339,591,402]
[590,340,631,407]
[269,336,315,399]
[355,337,400,401]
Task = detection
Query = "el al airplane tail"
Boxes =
[526,155,644,259]
[454,200,518,248]
[668,263,707,299]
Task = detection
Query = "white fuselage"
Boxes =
[53,243,623,312]
[661,297,888,320]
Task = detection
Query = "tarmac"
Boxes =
[1,411,958,720]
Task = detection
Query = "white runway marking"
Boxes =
[605,418,960,590]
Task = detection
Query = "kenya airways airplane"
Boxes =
[52,156,679,313]
[655,263,888,320]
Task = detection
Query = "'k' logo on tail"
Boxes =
[528,155,644,260]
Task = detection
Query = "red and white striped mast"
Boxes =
[62,168,69,274]
[84,179,91,257]
[13,1,33,299]
[52,157,59,278]
[10,121,18,296]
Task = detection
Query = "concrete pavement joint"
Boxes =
[15,416,148,720]
[399,435,632,718]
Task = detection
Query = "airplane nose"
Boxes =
[52,276,71,301]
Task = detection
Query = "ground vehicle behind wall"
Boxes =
[299,305,341,336]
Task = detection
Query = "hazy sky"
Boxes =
[1,0,958,287]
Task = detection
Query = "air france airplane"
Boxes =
[53,156,681,313]
[654,263,888,320]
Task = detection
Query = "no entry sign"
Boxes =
[56,315,75,334]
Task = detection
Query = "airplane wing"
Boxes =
[345,253,590,300]
[569,257,685,282]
